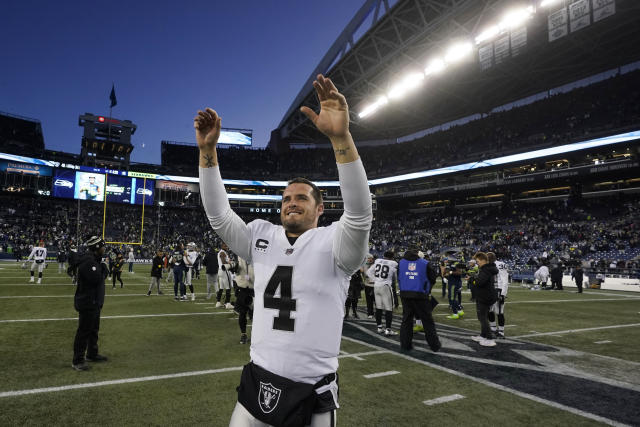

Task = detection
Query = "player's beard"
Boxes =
[282,212,314,236]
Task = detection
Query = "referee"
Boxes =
[72,236,109,371]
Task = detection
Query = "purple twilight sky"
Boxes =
[1,0,365,164]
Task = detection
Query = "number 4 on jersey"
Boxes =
[264,266,296,332]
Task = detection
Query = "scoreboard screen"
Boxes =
[105,175,154,206]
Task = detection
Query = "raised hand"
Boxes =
[194,108,222,151]
[300,74,350,140]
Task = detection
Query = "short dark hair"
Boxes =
[286,177,323,206]
[384,250,395,259]
[474,252,488,263]
[487,252,496,263]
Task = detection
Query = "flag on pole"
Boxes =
[109,84,117,108]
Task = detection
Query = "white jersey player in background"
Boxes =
[216,242,234,309]
[184,242,199,301]
[366,251,398,336]
[487,252,509,338]
[26,241,47,284]
[196,74,372,426]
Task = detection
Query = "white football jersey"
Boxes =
[217,249,230,273]
[367,258,397,288]
[495,260,509,296]
[246,220,350,384]
[28,246,47,262]
[185,250,198,267]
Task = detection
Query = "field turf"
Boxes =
[1,262,639,426]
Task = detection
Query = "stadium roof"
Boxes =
[277,0,640,145]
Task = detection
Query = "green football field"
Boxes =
[1,262,639,426]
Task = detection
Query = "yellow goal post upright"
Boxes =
[101,174,147,246]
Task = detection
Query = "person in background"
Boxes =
[367,250,398,336]
[487,252,508,339]
[397,247,441,352]
[57,248,67,274]
[112,252,124,289]
[127,247,135,273]
[445,262,464,320]
[234,256,254,345]
[534,263,550,289]
[470,252,499,347]
[26,240,47,284]
[550,263,564,291]
[72,236,109,371]
[572,263,584,293]
[363,254,376,319]
[202,247,219,300]
[147,249,164,296]
[344,268,363,319]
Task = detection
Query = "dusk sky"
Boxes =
[1,1,366,165]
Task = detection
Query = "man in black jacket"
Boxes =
[470,252,499,347]
[202,248,219,300]
[72,236,109,371]
[572,263,584,293]
[550,264,564,291]
[147,249,164,296]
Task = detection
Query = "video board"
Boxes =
[105,174,154,206]
[74,171,106,201]
[52,169,77,199]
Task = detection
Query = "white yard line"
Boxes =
[512,323,640,339]
[0,312,233,323]
[508,298,640,304]
[423,394,465,406]
[0,366,243,398]
[0,350,388,398]
[341,335,631,427]
[595,340,612,344]
[363,370,399,379]
[0,294,149,299]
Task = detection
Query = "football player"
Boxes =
[184,242,199,301]
[196,74,371,426]
[487,252,509,338]
[216,242,234,308]
[26,240,47,284]
[367,251,398,336]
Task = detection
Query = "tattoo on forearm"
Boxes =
[334,147,351,156]
[203,154,214,167]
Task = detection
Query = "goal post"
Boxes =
[101,175,148,245]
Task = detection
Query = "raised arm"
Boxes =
[195,108,252,261]
[300,75,372,274]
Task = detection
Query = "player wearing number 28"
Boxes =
[196,75,372,426]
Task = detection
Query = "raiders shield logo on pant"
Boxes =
[259,382,282,414]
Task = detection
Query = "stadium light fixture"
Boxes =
[540,0,561,8]
[499,6,534,31]
[475,25,500,45]
[358,95,389,119]
[444,42,473,63]
[424,58,446,76]
[388,72,425,100]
